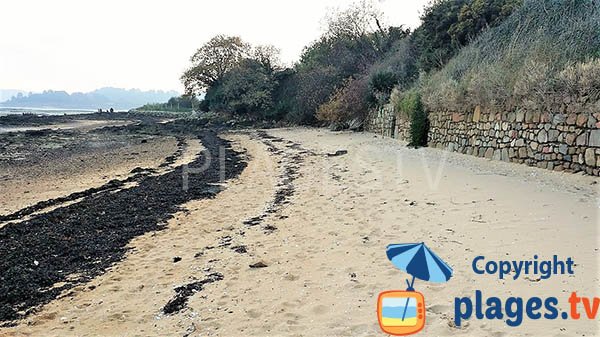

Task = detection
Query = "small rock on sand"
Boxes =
[249,261,268,269]
[326,150,348,157]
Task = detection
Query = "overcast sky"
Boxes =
[0,0,430,94]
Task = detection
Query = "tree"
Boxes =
[324,0,384,39]
[287,0,408,122]
[181,35,250,94]
[251,44,282,72]
[204,59,276,118]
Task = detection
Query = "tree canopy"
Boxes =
[179,0,527,125]
[181,35,250,94]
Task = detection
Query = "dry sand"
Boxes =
[2,128,598,336]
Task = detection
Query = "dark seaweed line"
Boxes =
[162,272,224,315]
[243,131,308,231]
[0,137,187,224]
[0,130,247,324]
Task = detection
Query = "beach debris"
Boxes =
[263,224,278,234]
[230,245,247,254]
[183,323,196,337]
[162,272,224,315]
[243,216,264,226]
[249,261,268,269]
[326,149,348,157]
[471,214,486,223]
[129,166,156,175]
[173,256,182,263]
[218,235,233,247]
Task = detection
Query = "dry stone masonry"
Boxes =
[429,105,600,175]
[365,104,410,141]
[366,101,600,176]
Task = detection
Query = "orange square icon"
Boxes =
[377,290,425,336]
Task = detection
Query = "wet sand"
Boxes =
[1,127,598,336]
[0,136,178,217]
[0,119,133,134]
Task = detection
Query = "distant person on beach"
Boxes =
[109,108,114,113]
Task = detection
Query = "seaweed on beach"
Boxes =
[0,137,186,223]
[162,272,224,315]
[238,131,307,238]
[0,128,247,323]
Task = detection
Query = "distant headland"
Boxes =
[0,87,179,110]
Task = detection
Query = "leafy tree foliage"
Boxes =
[181,0,523,126]
[252,44,282,72]
[137,95,200,112]
[181,35,250,94]
[288,0,409,122]
[204,59,276,118]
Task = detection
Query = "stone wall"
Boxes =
[365,105,395,138]
[428,106,600,175]
[365,105,411,141]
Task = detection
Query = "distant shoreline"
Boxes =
[0,107,111,116]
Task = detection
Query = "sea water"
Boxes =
[0,107,95,116]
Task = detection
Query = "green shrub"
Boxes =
[397,89,429,147]
[369,71,397,94]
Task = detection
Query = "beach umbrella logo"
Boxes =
[377,242,453,336]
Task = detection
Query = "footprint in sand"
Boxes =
[283,273,299,281]
[311,304,329,315]
[246,309,262,318]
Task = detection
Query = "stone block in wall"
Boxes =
[588,115,597,128]
[548,130,559,142]
[537,130,548,143]
[589,130,600,147]
[452,112,464,122]
[516,110,525,122]
[541,112,550,123]
[473,106,481,122]
[585,148,596,166]
[576,132,588,146]
[576,114,588,127]
[553,114,566,125]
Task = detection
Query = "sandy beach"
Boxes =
[0,126,597,336]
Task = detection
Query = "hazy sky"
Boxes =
[0,0,430,94]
